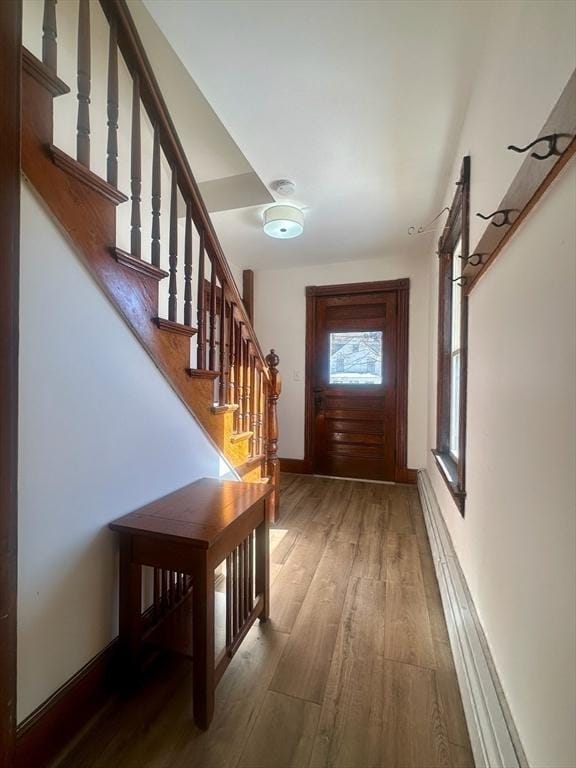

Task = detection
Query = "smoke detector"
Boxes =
[271,179,296,197]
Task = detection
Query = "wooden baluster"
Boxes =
[265,350,281,522]
[232,547,238,639]
[151,125,161,267]
[225,554,232,648]
[243,341,251,433]
[184,201,193,325]
[256,366,263,456]
[232,321,240,431]
[106,18,118,187]
[248,531,254,611]
[153,567,160,620]
[208,263,217,370]
[239,540,245,623]
[196,233,206,368]
[42,0,57,73]
[76,0,91,167]
[130,74,141,257]
[162,570,169,613]
[218,289,227,405]
[175,572,181,601]
[166,571,172,608]
[168,167,178,321]
[249,356,257,456]
[236,323,244,431]
[260,369,266,456]
[243,538,250,619]
[228,305,236,407]
[253,365,259,455]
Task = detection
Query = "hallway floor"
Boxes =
[52,474,474,768]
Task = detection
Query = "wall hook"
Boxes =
[408,206,450,236]
[507,133,572,160]
[452,276,468,287]
[461,252,488,267]
[476,208,518,227]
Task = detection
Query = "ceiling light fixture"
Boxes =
[263,205,304,239]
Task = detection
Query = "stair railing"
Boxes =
[33,0,280,512]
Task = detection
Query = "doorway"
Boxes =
[305,280,411,482]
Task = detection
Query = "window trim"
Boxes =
[433,156,470,515]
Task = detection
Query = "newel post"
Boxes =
[265,349,281,521]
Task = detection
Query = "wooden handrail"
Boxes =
[98,0,270,379]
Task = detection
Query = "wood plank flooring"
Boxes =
[52,474,474,768]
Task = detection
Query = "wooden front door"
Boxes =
[306,281,409,481]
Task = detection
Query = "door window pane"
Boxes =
[329,331,382,385]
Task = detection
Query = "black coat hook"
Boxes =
[508,133,572,160]
[408,206,450,236]
[476,209,518,227]
[452,276,468,287]
[461,252,488,267]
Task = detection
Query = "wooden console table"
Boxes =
[109,478,271,729]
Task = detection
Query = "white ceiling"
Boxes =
[128,0,274,213]
[143,0,495,270]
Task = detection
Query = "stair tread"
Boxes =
[153,317,198,337]
[230,431,254,444]
[186,369,220,380]
[22,49,70,97]
[236,454,266,476]
[211,404,239,415]
[111,247,168,280]
[49,145,128,205]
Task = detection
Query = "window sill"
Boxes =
[432,449,466,516]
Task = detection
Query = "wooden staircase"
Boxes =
[20,0,281,517]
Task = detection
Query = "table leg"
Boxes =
[192,555,215,729]
[118,533,142,683]
[255,499,270,621]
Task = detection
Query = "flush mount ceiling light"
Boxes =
[263,205,304,239]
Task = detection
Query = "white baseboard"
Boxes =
[417,469,527,768]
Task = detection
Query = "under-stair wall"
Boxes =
[18,181,230,723]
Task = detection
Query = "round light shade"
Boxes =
[263,205,304,239]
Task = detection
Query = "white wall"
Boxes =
[18,183,228,722]
[425,3,576,766]
[254,253,429,468]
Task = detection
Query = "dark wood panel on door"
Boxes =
[305,281,410,482]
